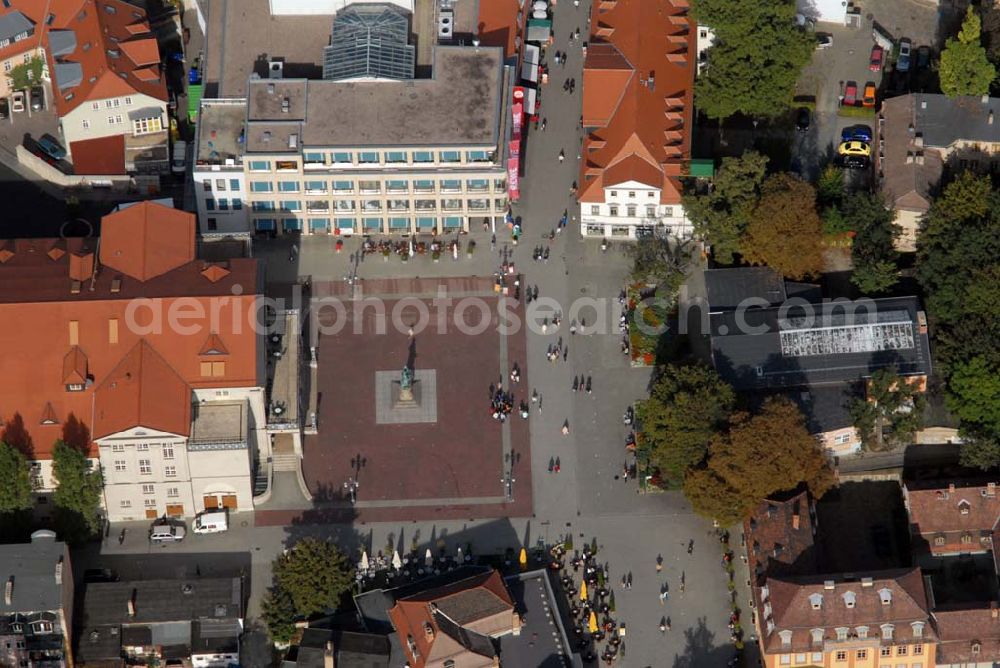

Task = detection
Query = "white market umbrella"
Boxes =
[360,551,370,572]
[425,548,433,567]
[392,550,402,570]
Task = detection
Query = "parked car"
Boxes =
[869,45,884,72]
[897,39,912,72]
[29,86,43,111]
[0,98,8,120]
[816,33,833,49]
[192,509,229,534]
[842,125,873,143]
[843,81,858,106]
[795,107,810,131]
[863,82,877,108]
[843,155,869,169]
[150,522,186,543]
[917,46,931,70]
[11,90,25,113]
[171,140,188,175]
[36,134,66,160]
[838,140,872,158]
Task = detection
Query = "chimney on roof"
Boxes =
[127,589,136,617]
[983,94,990,105]
[792,513,800,530]
[324,640,334,668]
[861,577,873,588]
[906,152,914,164]
[989,482,997,497]
[992,601,999,619]
[950,483,957,494]
[512,611,523,636]
[991,111,996,125]
[823,580,835,590]
[4,577,12,605]
[55,558,63,585]
[423,621,435,642]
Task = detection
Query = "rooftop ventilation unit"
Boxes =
[438,10,453,40]
[268,59,283,80]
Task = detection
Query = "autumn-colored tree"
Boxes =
[684,397,836,525]
[742,173,824,280]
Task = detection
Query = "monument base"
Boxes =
[375,370,438,424]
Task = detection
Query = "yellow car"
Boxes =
[838,140,871,158]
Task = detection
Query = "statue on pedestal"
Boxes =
[399,366,414,403]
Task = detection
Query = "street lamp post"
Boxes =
[343,477,359,504]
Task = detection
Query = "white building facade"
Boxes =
[580,180,692,240]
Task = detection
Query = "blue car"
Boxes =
[841,125,873,143]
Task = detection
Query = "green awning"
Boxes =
[687,159,715,178]
[188,84,203,123]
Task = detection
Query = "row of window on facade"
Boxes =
[119,488,181,509]
[248,150,493,171]
[778,649,923,665]
[2,50,36,71]
[243,178,506,195]
[252,216,469,234]
[246,198,504,214]
[589,204,674,218]
[80,114,162,136]
[112,459,178,477]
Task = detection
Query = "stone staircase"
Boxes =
[271,452,301,472]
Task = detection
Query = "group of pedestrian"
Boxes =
[489,387,514,421]
[532,245,551,262]
[571,374,592,394]
[546,341,567,362]
[509,363,521,384]
[555,543,624,665]
[618,290,631,355]
[562,77,576,94]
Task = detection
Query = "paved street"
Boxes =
[92,1,736,665]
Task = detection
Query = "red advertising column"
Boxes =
[509,87,525,202]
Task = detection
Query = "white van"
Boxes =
[150,523,186,543]
[171,141,188,174]
[192,509,228,534]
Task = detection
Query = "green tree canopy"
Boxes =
[939,7,997,97]
[843,193,900,294]
[0,441,32,513]
[627,236,693,293]
[742,173,824,279]
[636,364,735,485]
[684,397,836,524]
[947,356,1000,437]
[692,0,814,119]
[683,151,768,263]
[262,538,354,642]
[959,431,1000,471]
[51,439,104,544]
[851,368,927,451]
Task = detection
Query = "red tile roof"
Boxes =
[0,0,166,117]
[475,0,525,60]
[905,481,1000,556]
[388,570,513,668]
[0,203,259,458]
[761,568,933,654]
[99,202,196,281]
[93,339,192,439]
[745,491,819,586]
[579,0,694,204]
[69,134,125,175]
[934,605,1000,664]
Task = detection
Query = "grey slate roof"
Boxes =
[0,11,34,44]
[79,578,242,625]
[911,93,1000,147]
[704,267,787,311]
[354,565,491,632]
[709,296,932,390]
[432,609,497,659]
[54,62,82,90]
[75,625,121,662]
[0,531,67,615]
[762,385,860,434]
[284,628,393,668]
[48,29,77,58]
[433,587,511,625]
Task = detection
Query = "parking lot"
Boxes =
[0,80,60,160]
[792,0,946,182]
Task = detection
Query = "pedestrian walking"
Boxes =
[656,554,663,572]
[561,421,570,435]
[658,590,668,605]
[558,150,565,163]
[626,572,633,589]
[688,539,695,555]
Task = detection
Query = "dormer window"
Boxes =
[842,591,856,609]
[973,641,982,655]
[959,500,971,515]
[878,588,892,605]
[835,627,848,641]
[808,593,823,610]
[778,630,792,646]
[911,622,924,638]
[962,533,974,544]
[934,534,946,546]
[810,628,823,644]
[856,626,869,639]
[881,624,894,640]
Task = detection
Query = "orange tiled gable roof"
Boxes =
[905,480,1000,554]
[100,202,196,281]
[0,0,168,117]
[93,340,192,439]
[579,0,694,205]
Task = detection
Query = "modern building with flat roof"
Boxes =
[196,0,514,237]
